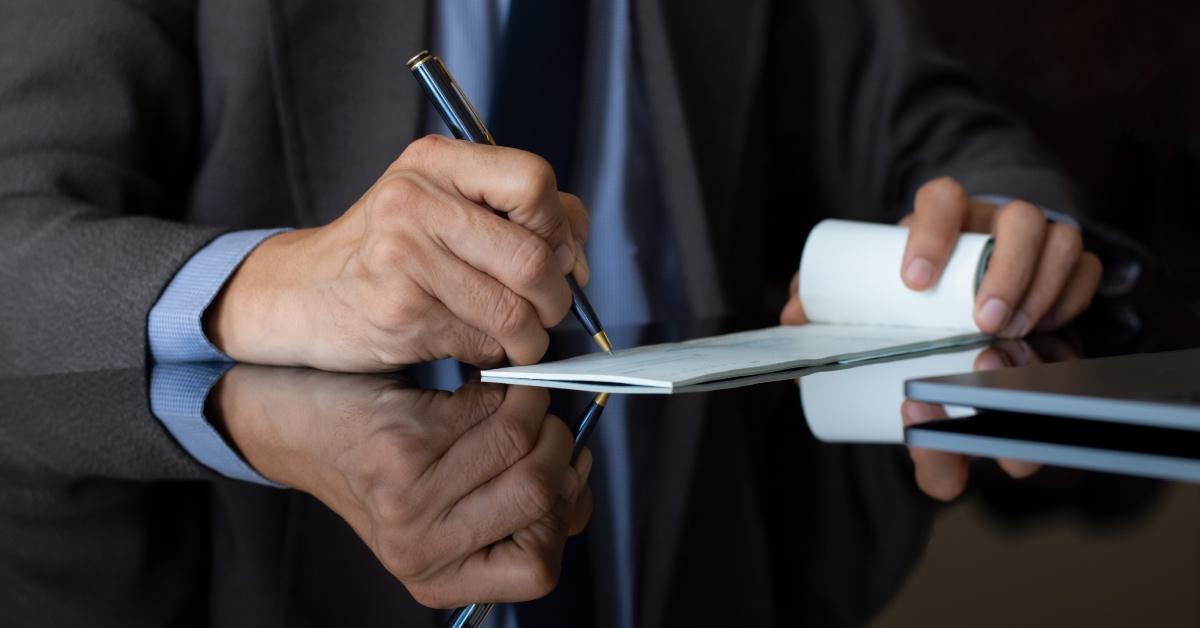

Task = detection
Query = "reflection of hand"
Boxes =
[901,338,1078,501]
[209,366,593,607]
[899,178,1101,338]
[205,135,591,371]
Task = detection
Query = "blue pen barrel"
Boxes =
[407,51,495,146]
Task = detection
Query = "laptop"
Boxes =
[904,348,1200,432]
[905,411,1200,483]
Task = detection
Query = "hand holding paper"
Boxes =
[483,220,992,392]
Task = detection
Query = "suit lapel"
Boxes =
[265,0,429,226]
[633,0,770,317]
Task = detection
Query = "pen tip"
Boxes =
[593,331,614,355]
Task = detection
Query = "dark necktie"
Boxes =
[488,0,590,189]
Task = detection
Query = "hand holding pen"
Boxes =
[408,50,614,355]
[407,48,614,627]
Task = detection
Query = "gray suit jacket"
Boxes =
[0,0,1075,378]
[0,1,1076,625]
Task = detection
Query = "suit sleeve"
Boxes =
[780,0,1081,222]
[0,0,225,376]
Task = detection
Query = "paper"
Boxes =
[801,347,981,443]
[482,219,993,393]
[482,325,982,391]
[800,219,991,330]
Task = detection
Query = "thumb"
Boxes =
[780,273,808,325]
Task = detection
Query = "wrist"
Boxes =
[207,365,309,490]
[205,229,318,366]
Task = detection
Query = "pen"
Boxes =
[444,391,610,628]
[406,50,614,355]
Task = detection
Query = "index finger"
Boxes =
[903,178,970,290]
[397,135,574,253]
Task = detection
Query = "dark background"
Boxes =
[908,0,1200,301]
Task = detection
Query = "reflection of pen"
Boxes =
[407,50,614,355]
[571,392,608,462]
[444,391,610,628]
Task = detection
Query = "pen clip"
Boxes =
[450,78,495,145]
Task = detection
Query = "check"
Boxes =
[483,220,995,394]
[481,325,983,393]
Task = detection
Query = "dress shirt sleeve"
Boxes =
[147,229,288,363]
[149,363,283,487]
[972,194,1079,230]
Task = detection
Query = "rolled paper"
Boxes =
[799,219,993,332]
[801,347,981,444]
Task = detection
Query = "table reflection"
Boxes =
[3,288,1197,626]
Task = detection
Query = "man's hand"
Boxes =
[210,366,593,608]
[206,135,592,371]
[899,177,1101,337]
[900,337,1078,500]
[781,177,1102,336]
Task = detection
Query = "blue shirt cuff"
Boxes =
[150,363,283,487]
[148,229,288,363]
[972,194,1079,230]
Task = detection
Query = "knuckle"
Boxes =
[368,483,420,530]
[516,153,557,195]
[406,134,450,161]
[999,200,1044,226]
[376,530,428,579]
[373,173,426,214]
[1048,223,1083,259]
[490,289,534,340]
[924,482,961,503]
[469,332,506,366]
[514,465,559,520]
[371,294,426,333]
[378,427,434,464]
[406,584,453,610]
[915,176,966,212]
[493,413,540,464]
[524,558,561,598]
[365,234,414,272]
[915,470,963,503]
[459,382,507,419]
[510,235,555,287]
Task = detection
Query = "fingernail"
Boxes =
[555,243,575,274]
[976,298,1010,332]
[904,257,935,288]
[999,312,1031,338]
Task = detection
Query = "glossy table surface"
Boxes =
[2,285,1198,627]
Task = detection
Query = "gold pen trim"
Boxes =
[594,392,610,407]
[406,50,433,70]
[592,331,614,355]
